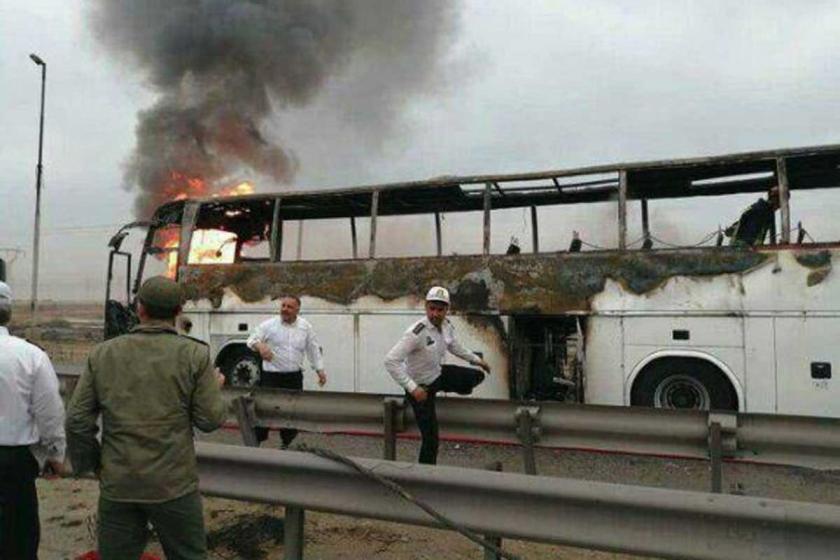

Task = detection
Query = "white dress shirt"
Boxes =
[246,316,324,373]
[384,318,480,393]
[0,326,66,465]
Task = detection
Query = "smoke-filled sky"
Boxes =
[90,0,459,217]
[3,1,840,300]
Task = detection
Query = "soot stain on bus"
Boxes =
[793,250,832,287]
[180,248,770,313]
[794,250,832,269]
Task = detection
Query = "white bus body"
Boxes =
[105,143,840,417]
[175,244,838,417]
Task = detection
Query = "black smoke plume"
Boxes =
[90,1,459,218]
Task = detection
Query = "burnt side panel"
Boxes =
[180,249,768,314]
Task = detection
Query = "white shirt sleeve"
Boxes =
[246,320,267,350]
[30,351,66,463]
[446,325,480,365]
[384,330,421,393]
[305,326,325,372]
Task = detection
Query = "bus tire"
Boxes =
[630,358,738,411]
[219,345,261,388]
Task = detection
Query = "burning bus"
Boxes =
[105,144,840,417]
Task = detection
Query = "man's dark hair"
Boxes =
[140,300,178,320]
[0,307,10,326]
[280,295,301,306]
[768,186,789,202]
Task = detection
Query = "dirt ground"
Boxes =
[37,428,840,560]
[38,476,650,560]
[10,302,103,363]
[16,304,840,559]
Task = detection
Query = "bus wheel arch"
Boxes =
[216,343,261,388]
[629,355,740,412]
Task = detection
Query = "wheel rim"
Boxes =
[653,374,710,410]
[231,359,260,387]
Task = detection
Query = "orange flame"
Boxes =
[225,182,255,196]
[155,174,256,278]
[188,229,237,265]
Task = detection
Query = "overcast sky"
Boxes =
[2,1,840,301]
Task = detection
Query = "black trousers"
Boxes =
[407,375,443,465]
[0,446,40,560]
[256,370,303,447]
[406,365,485,465]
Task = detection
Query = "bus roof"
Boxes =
[157,142,840,221]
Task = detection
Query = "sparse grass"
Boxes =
[9,302,103,364]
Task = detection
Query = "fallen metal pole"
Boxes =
[196,442,840,560]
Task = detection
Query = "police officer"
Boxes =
[384,286,490,464]
[0,281,66,560]
[66,276,226,560]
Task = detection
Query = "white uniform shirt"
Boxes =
[246,316,324,373]
[0,326,66,464]
[384,317,480,393]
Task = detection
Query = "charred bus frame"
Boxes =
[105,143,840,412]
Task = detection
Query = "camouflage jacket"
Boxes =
[66,323,226,502]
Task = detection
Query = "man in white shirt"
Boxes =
[247,295,326,447]
[384,286,490,464]
[0,282,65,559]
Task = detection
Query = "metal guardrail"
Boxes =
[196,441,840,560]
[59,366,840,558]
[57,368,840,474]
[229,388,840,471]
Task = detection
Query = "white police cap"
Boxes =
[425,286,450,305]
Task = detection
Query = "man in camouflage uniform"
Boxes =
[67,276,226,560]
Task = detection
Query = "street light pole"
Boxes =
[30,53,46,325]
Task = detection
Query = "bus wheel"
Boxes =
[221,346,261,388]
[630,358,737,411]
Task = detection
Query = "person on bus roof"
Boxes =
[726,186,786,247]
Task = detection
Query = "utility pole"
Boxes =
[30,53,46,325]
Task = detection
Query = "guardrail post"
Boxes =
[383,397,404,460]
[709,422,723,493]
[515,406,540,475]
[283,506,305,560]
[483,461,503,560]
[234,395,260,448]
[59,376,79,400]
[708,412,737,494]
